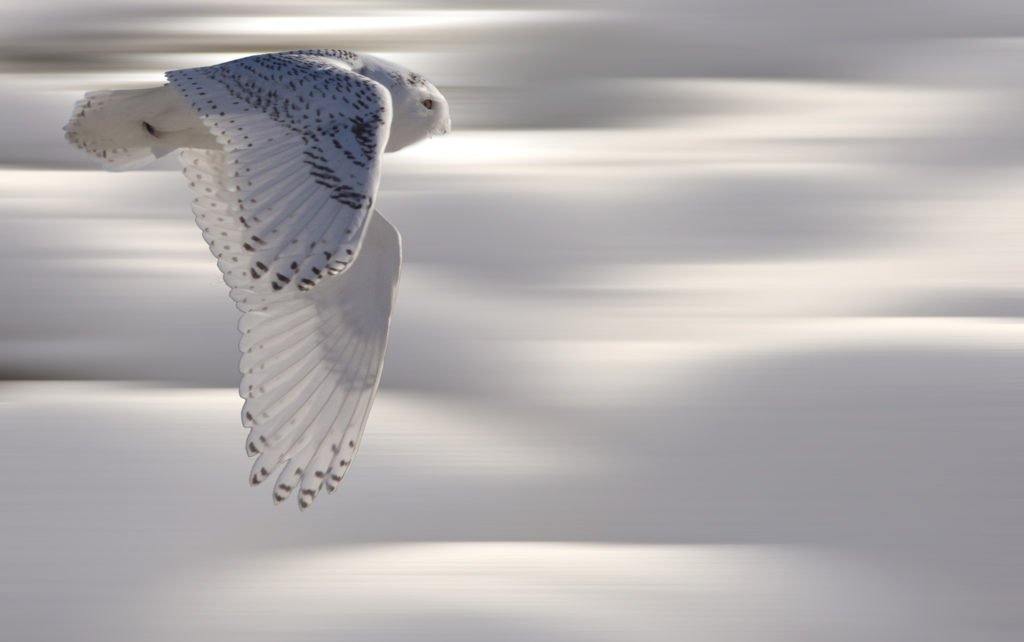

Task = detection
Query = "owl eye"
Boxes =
[422,99,434,110]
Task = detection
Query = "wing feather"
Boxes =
[167,51,392,297]
[173,50,402,509]
[235,210,400,509]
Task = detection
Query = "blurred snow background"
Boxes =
[0,1,1022,640]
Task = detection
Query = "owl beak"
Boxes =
[435,116,452,136]
[429,111,451,138]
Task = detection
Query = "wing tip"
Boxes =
[297,487,319,511]
[272,484,290,504]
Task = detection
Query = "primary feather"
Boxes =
[65,49,450,509]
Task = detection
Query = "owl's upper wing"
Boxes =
[170,53,401,509]
[166,51,391,300]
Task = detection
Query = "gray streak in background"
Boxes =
[0,1,1022,641]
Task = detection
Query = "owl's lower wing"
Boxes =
[184,152,401,510]
[183,139,403,508]
[237,208,401,509]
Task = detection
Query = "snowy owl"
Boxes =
[65,50,451,509]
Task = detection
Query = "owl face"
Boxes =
[358,55,451,152]
[383,77,450,152]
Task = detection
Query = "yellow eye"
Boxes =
[422,99,434,109]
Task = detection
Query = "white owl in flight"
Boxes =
[65,50,451,509]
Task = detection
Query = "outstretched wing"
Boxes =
[240,207,401,509]
[172,52,402,509]
[167,51,391,298]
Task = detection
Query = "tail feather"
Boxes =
[64,85,216,171]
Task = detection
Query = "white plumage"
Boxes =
[65,50,451,509]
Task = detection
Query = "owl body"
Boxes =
[64,50,451,509]
[67,49,450,169]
